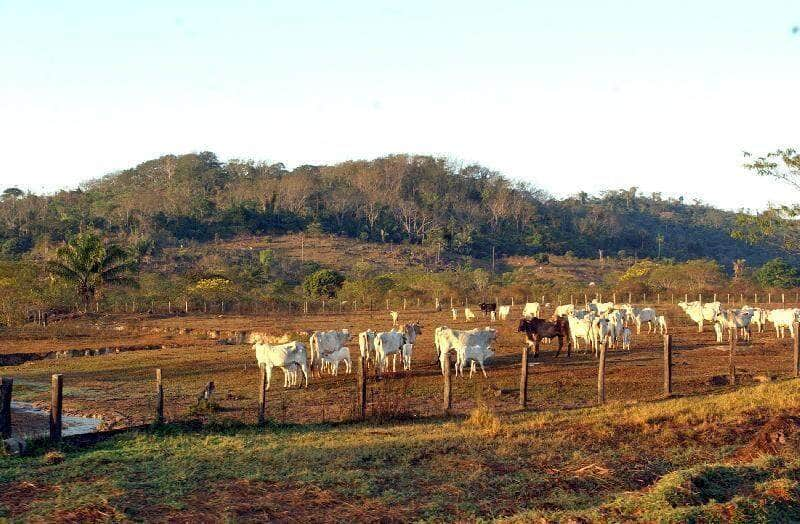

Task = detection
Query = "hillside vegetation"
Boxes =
[0,152,787,265]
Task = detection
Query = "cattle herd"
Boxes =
[248,298,799,390]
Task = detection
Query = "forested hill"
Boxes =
[0,152,788,267]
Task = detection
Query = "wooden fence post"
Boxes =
[794,323,799,379]
[768,293,772,304]
[519,346,529,408]
[597,342,607,404]
[729,329,736,386]
[50,374,63,442]
[387,299,390,310]
[403,298,407,310]
[782,293,785,304]
[358,355,367,420]
[155,369,164,425]
[0,377,12,439]
[442,354,452,412]
[258,364,267,425]
[663,335,672,397]
[628,292,632,303]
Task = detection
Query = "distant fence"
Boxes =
[27,290,800,323]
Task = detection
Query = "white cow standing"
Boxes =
[309,329,351,377]
[497,305,511,321]
[374,330,406,374]
[321,347,352,376]
[253,340,309,389]
[522,302,541,318]
[435,326,497,377]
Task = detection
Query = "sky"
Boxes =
[1,1,798,211]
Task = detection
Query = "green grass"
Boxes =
[2,380,800,521]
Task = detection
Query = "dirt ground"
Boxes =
[1,301,797,434]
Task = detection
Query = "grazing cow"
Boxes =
[657,315,668,335]
[497,305,511,321]
[435,327,497,375]
[634,308,658,334]
[452,308,459,321]
[679,301,720,332]
[254,340,309,389]
[464,308,476,321]
[568,315,593,351]
[479,302,497,317]
[517,316,572,358]
[622,327,632,350]
[522,302,541,318]
[309,329,351,376]
[375,330,406,373]
[554,304,574,317]
[589,300,614,315]
[322,347,352,375]
[456,345,495,378]
[358,330,377,364]
[767,308,799,339]
[390,311,399,327]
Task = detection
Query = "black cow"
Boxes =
[479,302,497,317]
[517,316,572,358]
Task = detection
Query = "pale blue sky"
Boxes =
[1,1,798,210]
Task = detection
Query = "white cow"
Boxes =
[622,327,632,351]
[523,302,541,318]
[742,306,767,333]
[435,327,497,376]
[401,343,413,371]
[464,308,476,321]
[591,317,610,356]
[634,308,658,334]
[768,308,799,339]
[390,311,399,327]
[321,346,352,375]
[606,310,624,348]
[497,305,511,321]
[679,301,720,332]
[456,345,495,378]
[657,315,668,335]
[568,315,593,351]
[309,329,351,376]
[554,304,574,317]
[254,340,309,389]
[374,330,406,373]
[589,300,615,315]
[452,308,459,321]
[358,330,377,364]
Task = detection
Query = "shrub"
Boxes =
[755,258,800,289]
[303,269,344,298]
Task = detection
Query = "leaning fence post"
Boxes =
[519,346,529,408]
[794,323,799,379]
[50,374,63,442]
[358,355,367,419]
[258,364,267,425]
[0,377,12,439]
[442,354,452,412]
[155,368,164,424]
[729,328,736,386]
[597,342,607,404]
[663,335,672,397]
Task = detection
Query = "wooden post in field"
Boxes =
[184,300,188,313]
[612,292,616,304]
[386,299,390,310]
[768,293,772,304]
[727,293,730,305]
[417,297,420,308]
[570,294,574,305]
[358,356,367,420]
[168,301,172,314]
[740,293,743,304]
[597,342,607,404]
[511,297,515,307]
[450,296,454,309]
[442,353,452,412]
[585,293,589,305]
[755,293,758,304]
[0,377,12,439]
[782,293,785,304]
[684,293,688,303]
[155,368,164,424]
[698,293,702,303]
[713,293,717,302]
[663,335,672,397]
[258,364,267,425]
[322,300,325,313]
[643,293,646,303]
[50,374,63,442]
[671,293,674,304]
[728,329,736,386]
[657,293,660,304]
[403,298,407,310]
[794,323,799,379]
[628,292,632,303]
[519,346,529,408]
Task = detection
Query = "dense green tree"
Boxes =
[754,258,800,289]
[303,269,344,298]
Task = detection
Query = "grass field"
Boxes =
[2,302,800,521]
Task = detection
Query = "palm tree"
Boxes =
[47,233,135,312]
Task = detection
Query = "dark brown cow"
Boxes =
[517,316,572,358]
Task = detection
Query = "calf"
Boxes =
[456,345,494,378]
[254,340,309,389]
[622,327,632,350]
[497,305,511,321]
[390,311,399,327]
[464,308,476,321]
[322,346,352,376]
